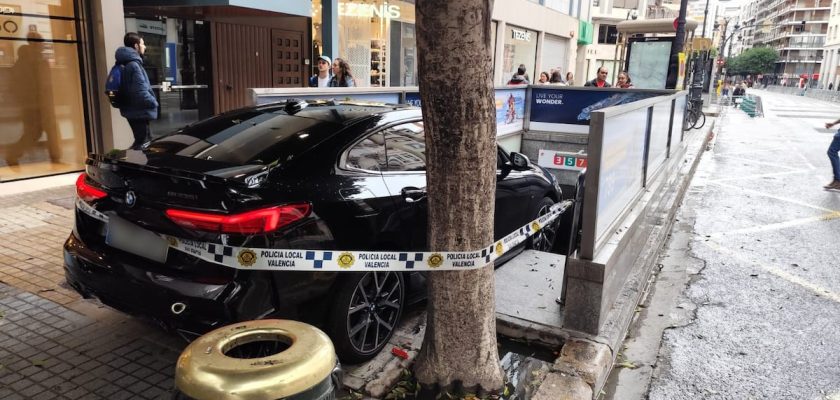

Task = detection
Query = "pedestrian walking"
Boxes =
[309,55,333,87]
[114,32,159,149]
[329,58,356,87]
[548,71,566,85]
[617,71,634,88]
[507,65,529,85]
[822,119,840,191]
[584,67,612,87]
[732,83,745,108]
[829,82,834,91]
[565,71,575,86]
[537,71,550,84]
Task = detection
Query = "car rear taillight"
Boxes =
[165,204,311,234]
[76,173,107,203]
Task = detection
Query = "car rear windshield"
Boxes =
[146,110,344,166]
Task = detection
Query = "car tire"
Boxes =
[527,197,558,252]
[326,271,405,364]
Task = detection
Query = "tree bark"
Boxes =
[414,0,504,395]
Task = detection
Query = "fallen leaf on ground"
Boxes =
[616,361,638,369]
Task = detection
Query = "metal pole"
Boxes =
[702,0,710,38]
[668,0,690,89]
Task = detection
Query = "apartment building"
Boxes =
[583,0,650,83]
[818,1,840,87]
[751,0,829,79]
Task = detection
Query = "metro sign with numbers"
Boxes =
[537,150,588,171]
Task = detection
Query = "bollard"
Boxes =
[174,319,341,400]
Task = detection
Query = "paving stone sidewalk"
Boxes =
[0,186,186,399]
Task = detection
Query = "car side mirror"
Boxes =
[510,152,531,169]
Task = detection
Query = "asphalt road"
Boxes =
[605,89,840,400]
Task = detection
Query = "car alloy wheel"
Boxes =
[328,271,405,363]
[529,198,557,252]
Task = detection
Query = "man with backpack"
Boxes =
[108,32,158,149]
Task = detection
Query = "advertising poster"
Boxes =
[529,87,657,133]
[495,89,526,136]
[627,39,673,89]
[404,92,421,107]
[677,52,686,90]
[405,91,525,137]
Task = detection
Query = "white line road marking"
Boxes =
[702,240,840,304]
[711,154,802,170]
[710,181,840,213]
[713,146,790,157]
[709,211,840,237]
[706,169,808,184]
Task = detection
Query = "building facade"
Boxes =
[818,0,840,87]
[583,0,651,84]
[751,0,829,81]
[0,0,585,182]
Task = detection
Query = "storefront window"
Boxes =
[0,0,87,181]
[502,25,537,85]
[312,0,416,87]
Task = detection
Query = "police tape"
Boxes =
[76,199,572,272]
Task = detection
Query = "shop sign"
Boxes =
[339,2,401,19]
[537,150,588,171]
[0,4,21,36]
[511,29,532,42]
[137,20,166,36]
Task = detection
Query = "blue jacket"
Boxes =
[329,75,356,87]
[115,47,158,121]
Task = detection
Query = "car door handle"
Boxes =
[401,187,426,203]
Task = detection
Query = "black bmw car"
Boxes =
[64,100,573,362]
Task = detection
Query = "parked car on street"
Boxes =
[64,100,577,362]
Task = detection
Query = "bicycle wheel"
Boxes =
[686,109,699,129]
[692,110,706,130]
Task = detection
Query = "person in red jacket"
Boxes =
[584,66,612,88]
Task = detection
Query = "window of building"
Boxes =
[502,25,538,85]
[613,0,640,9]
[0,0,87,180]
[544,0,571,14]
[598,24,618,44]
[312,0,417,87]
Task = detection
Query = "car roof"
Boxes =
[254,100,416,126]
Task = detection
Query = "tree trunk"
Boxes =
[413,0,504,395]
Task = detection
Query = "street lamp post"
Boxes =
[708,19,743,103]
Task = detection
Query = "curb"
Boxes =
[533,117,716,399]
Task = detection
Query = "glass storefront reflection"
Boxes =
[0,1,86,181]
[311,0,417,87]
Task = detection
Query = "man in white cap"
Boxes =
[309,55,333,87]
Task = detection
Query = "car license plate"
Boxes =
[105,214,169,264]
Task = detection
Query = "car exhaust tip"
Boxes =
[171,302,187,315]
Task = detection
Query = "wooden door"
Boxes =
[211,22,272,113]
[271,29,304,87]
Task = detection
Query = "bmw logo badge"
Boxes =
[125,190,137,207]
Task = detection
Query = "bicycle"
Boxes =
[685,98,706,130]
